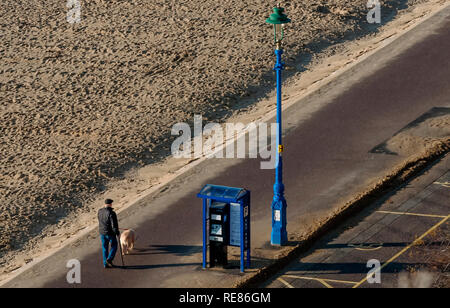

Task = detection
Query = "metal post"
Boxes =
[202,198,207,269]
[246,193,251,268]
[240,202,245,273]
[271,46,288,246]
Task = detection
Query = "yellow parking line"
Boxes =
[348,243,383,251]
[433,181,450,188]
[353,214,450,288]
[318,279,333,289]
[283,275,358,286]
[277,277,295,288]
[376,210,447,219]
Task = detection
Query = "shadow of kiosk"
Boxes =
[197,184,251,273]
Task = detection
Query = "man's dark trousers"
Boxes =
[100,234,118,267]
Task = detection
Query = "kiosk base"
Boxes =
[210,242,227,268]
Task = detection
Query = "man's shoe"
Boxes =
[106,260,114,268]
[104,263,112,269]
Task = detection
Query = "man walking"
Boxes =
[98,199,120,268]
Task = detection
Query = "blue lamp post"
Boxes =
[266,5,291,246]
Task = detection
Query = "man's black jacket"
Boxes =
[98,207,119,236]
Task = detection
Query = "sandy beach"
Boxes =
[0,0,448,277]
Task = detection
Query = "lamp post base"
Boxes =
[271,184,287,246]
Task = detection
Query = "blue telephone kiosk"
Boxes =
[197,184,251,273]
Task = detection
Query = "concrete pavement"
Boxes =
[2,5,450,288]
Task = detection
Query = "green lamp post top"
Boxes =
[266,5,291,47]
[266,6,291,25]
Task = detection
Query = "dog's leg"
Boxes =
[131,231,136,252]
[121,242,126,256]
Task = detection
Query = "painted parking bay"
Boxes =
[263,156,449,288]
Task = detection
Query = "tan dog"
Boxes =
[120,229,136,255]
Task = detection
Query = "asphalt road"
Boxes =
[3,6,450,288]
[264,154,449,288]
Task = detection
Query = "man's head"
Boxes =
[104,199,114,207]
